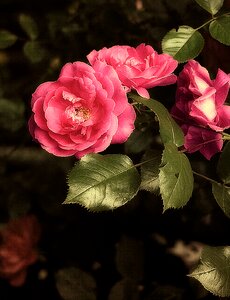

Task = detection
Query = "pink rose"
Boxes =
[87,43,178,98]
[171,60,230,159]
[0,215,41,287]
[29,61,136,158]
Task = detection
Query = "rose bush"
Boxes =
[29,61,136,158]
[171,60,230,159]
[87,43,178,98]
[0,215,41,287]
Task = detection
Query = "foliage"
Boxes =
[0,0,230,299]
[190,245,230,297]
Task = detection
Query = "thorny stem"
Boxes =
[179,137,223,154]
[195,18,215,31]
[135,155,221,186]
[134,158,156,168]
[195,12,230,31]
[192,171,220,185]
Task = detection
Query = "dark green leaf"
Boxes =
[140,149,162,193]
[0,98,25,132]
[217,141,230,184]
[8,197,31,219]
[115,235,144,281]
[65,154,141,211]
[0,30,17,49]
[130,95,184,147]
[212,182,230,218]
[162,26,204,63]
[195,0,224,15]
[23,41,46,63]
[189,245,230,297]
[56,267,96,300]
[124,127,154,154]
[165,0,191,15]
[209,15,230,46]
[19,14,39,40]
[109,278,140,300]
[159,143,193,211]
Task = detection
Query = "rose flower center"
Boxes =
[62,91,91,124]
[66,106,91,123]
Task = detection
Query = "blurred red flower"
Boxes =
[0,215,41,287]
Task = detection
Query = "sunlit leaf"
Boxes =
[212,182,230,218]
[0,30,17,49]
[217,141,230,184]
[190,245,230,297]
[195,0,224,15]
[19,14,39,40]
[130,95,184,147]
[159,143,193,211]
[162,26,204,62]
[209,15,230,46]
[65,154,141,211]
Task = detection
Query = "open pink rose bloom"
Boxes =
[171,60,230,159]
[29,61,136,158]
[87,43,178,98]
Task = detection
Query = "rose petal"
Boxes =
[135,86,149,98]
[34,127,77,156]
[184,126,223,159]
[9,270,27,287]
[111,104,136,143]
[214,68,230,107]
[216,105,230,129]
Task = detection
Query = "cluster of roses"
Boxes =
[29,43,230,160]
[28,44,178,158]
[172,60,230,159]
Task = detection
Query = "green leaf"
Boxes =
[140,149,162,193]
[162,26,204,63]
[109,278,140,300]
[130,95,184,147]
[56,267,96,300]
[64,154,141,211]
[124,127,154,154]
[189,245,230,297]
[0,30,17,49]
[23,41,46,63]
[217,141,230,184]
[0,98,25,132]
[212,183,230,218]
[19,14,39,40]
[195,0,224,15]
[159,143,193,211]
[115,235,144,281]
[209,15,230,46]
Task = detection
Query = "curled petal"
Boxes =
[216,105,230,129]
[214,69,230,107]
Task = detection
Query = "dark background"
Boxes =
[0,0,230,299]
